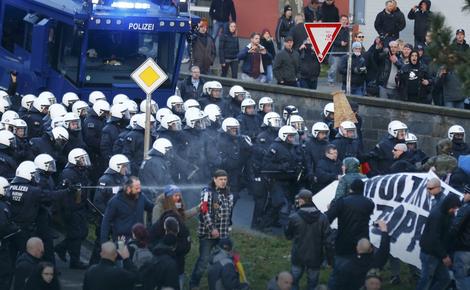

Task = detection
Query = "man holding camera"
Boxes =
[238,32,272,83]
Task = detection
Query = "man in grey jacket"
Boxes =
[273,36,300,87]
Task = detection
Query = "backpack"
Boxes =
[129,244,153,269]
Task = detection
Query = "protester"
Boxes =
[191,19,216,75]
[209,0,237,41]
[289,14,308,51]
[389,143,417,173]
[273,36,300,87]
[315,144,342,191]
[421,139,458,179]
[320,0,339,22]
[299,38,321,90]
[339,42,367,95]
[24,262,61,290]
[304,0,323,23]
[13,237,44,290]
[328,15,349,86]
[335,157,366,199]
[275,5,294,50]
[374,0,406,45]
[397,50,432,103]
[407,1,432,47]
[219,22,240,79]
[238,32,272,83]
[260,29,276,83]
[267,271,294,290]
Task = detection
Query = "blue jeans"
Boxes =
[328,255,351,290]
[265,65,274,84]
[416,252,451,290]
[190,238,219,287]
[212,21,227,40]
[291,264,319,290]
[351,85,365,96]
[454,251,470,290]
[327,55,341,84]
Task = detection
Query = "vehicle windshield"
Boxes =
[84,30,180,88]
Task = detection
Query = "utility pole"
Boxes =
[346,0,355,95]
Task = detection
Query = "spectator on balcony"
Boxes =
[191,19,216,75]
[219,22,240,79]
[238,32,272,83]
[209,0,236,41]
[275,5,295,50]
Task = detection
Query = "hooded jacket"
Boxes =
[398,53,431,102]
[207,248,244,290]
[407,1,432,43]
[285,205,333,268]
[141,242,179,290]
[335,158,366,199]
[450,200,470,252]
[421,139,458,178]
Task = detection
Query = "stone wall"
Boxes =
[180,73,470,156]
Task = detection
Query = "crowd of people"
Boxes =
[0,65,468,289]
[189,0,470,109]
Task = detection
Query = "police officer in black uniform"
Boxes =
[122,113,153,175]
[237,98,261,141]
[12,119,34,163]
[222,85,245,118]
[0,177,17,290]
[63,112,88,156]
[321,102,337,141]
[55,148,92,269]
[198,81,226,109]
[331,121,362,162]
[0,130,18,179]
[100,103,130,163]
[305,122,331,190]
[155,113,187,153]
[23,93,51,138]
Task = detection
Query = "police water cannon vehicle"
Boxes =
[0,0,198,104]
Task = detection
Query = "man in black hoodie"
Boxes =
[285,189,334,290]
[320,0,339,22]
[417,193,462,290]
[407,1,432,47]
[397,50,432,103]
[374,0,406,45]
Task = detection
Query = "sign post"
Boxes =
[131,58,168,160]
[304,22,342,63]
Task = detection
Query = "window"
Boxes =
[1,5,29,52]
[53,22,81,84]
[84,30,180,87]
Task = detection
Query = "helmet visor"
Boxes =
[169,120,182,131]
[68,119,82,131]
[14,126,28,138]
[45,160,57,173]
[76,154,91,167]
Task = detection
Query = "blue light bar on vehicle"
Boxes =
[111,1,151,9]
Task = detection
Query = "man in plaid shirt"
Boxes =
[190,169,234,290]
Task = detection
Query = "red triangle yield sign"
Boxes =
[304,22,343,63]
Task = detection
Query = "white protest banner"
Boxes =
[313,171,463,269]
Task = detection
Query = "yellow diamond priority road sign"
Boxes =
[131,58,168,94]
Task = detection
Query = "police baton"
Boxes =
[86,199,104,217]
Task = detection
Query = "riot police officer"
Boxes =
[0,176,17,290]
[448,125,470,160]
[305,122,330,189]
[155,113,186,153]
[237,98,261,140]
[262,125,305,228]
[332,121,362,162]
[100,103,130,162]
[56,148,92,269]
[30,127,69,170]
[87,91,107,107]
[63,112,88,155]
[61,92,79,112]
[222,85,246,118]
[167,95,185,119]
[204,104,223,140]
[322,102,337,141]
[257,96,274,125]
[18,94,36,119]
[23,92,53,138]
[405,133,428,167]
[41,103,66,132]
[12,119,34,162]
[0,130,18,179]
[199,81,225,109]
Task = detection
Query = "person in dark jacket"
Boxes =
[0,177,16,290]
[339,42,367,95]
[273,36,299,87]
[335,221,390,290]
[238,32,272,83]
[320,0,339,22]
[285,189,333,290]
[24,262,60,290]
[390,143,417,173]
[207,239,248,290]
[304,0,323,23]
[82,241,137,290]
[219,22,240,78]
[331,121,362,162]
[315,145,342,191]
[305,122,330,190]
[288,14,308,51]
[141,234,180,290]
[335,157,366,199]
[191,19,216,75]
[0,130,18,179]
[417,193,462,290]
[260,29,276,83]
[374,0,406,45]
[326,179,374,290]
[179,66,205,101]
[448,125,470,161]
[405,133,428,168]
[209,0,236,40]
[298,38,321,90]
[100,177,153,243]
[275,5,294,50]
[398,50,432,103]
[13,237,44,290]
[30,127,69,170]
[450,184,470,290]
[327,15,349,85]
[408,1,431,47]
[375,40,404,100]
[100,103,129,163]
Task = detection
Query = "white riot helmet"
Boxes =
[156,108,173,123]
[0,91,11,107]
[1,110,19,131]
[282,105,299,121]
[12,118,28,138]
[124,100,139,116]
[113,94,129,105]
[129,114,139,129]
[38,91,56,105]
[204,104,222,124]
[405,133,418,144]
[263,112,282,128]
[311,122,330,138]
[161,114,182,130]
[207,81,223,97]
[16,161,38,182]
[110,103,130,120]
[323,102,334,118]
[202,81,214,95]
[49,104,67,120]
[72,100,89,118]
[287,115,306,132]
[33,94,51,113]
[109,154,130,175]
[63,112,81,131]
[68,148,91,167]
[388,120,408,139]
[92,100,111,117]
[62,92,79,108]
[134,113,152,130]
[34,154,56,173]
[152,138,173,155]
[0,176,9,196]
[51,127,69,144]
[51,116,65,129]
[183,99,200,112]
[184,108,206,129]
[339,121,357,139]
[258,97,274,112]
[448,125,465,141]
[21,94,37,111]
[0,130,16,149]
[229,85,246,99]
[0,99,10,113]
[278,125,298,143]
[167,95,184,113]
[88,91,106,105]
[140,99,158,114]
[221,117,240,135]
[241,98,256,114]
